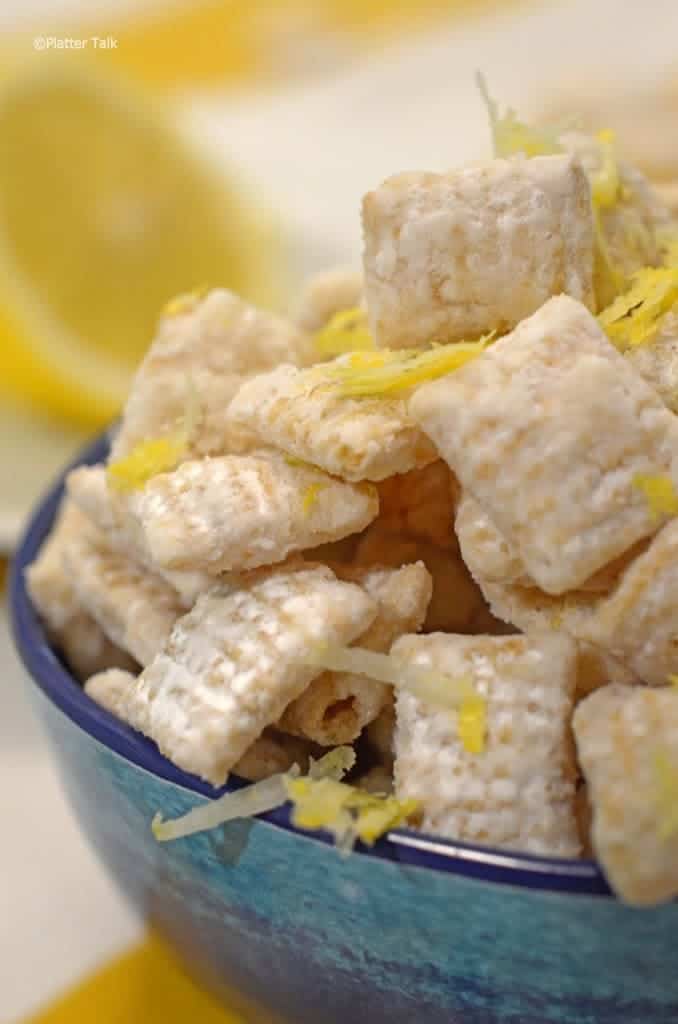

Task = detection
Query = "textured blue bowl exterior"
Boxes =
[11,435,678,1023]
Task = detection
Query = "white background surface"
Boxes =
[3,0,678,1019]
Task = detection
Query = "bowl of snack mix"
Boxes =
[11,85,678,1024]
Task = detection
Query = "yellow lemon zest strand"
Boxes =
[667,674,678,689]
[653,749,678,842]
[591,130,621,210]
[314,307,375,357]
[107,377,201,493]
[107,434,186,493]
[632,474,678,521]
[152,746,355,842]
[304,643,477,711]
[458,694,487,754]
[284,775,419,853]
[320,337,490,398]
[598,267,678,349]
[162,285,209,318]
[302,483,325,516]
[476,73,563,158]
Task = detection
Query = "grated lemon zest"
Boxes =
[598,267,678,349]
[302,483,324,516]
[107,377,201,493]
[590,130,621,210]
[152,746,355,842]
[304,643,477,711]
[653,749,678,842]
[319,337,490,398]
[632,473,678,521]
[476,73,563,158]
[458,694,487,754]
[162,285,209,317]
[284,775,419,852]
[668,674,678,689]
[107,434,187,493]
[314,307,375,357]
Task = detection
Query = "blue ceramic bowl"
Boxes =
[10,435,678,1024]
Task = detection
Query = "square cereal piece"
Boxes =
[455,493,527,586]
[63,529,184,667]
[111,288,314,461]
[478,579,637,699]
[116,453,378,575]
[123,564,377,785]
[67,464,212,607]
[278,562,432,745]
[586,517,678,685]
[26,498,138,680]
[411,295,678,594]
[574,685,678,905]
[392,633,580,856]
[362,154,594,349]
[225,363,436,482]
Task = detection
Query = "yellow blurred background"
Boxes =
[0,0,530,551]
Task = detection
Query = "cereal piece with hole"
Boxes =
[63,529,184,667]
[362,155,594,349]
[111,453,378,575]
[225,364,436,482]
[278,563,432,745]
[26,499,137,680]
[293,267,363,333]
[586,518,678,686]
[393,633,580,856]
[377,461,460,549]
[574,685,678,905]
[411,295,678,595]
[232,730,318,783]
[111,289,314,461]
[123,564,377,786]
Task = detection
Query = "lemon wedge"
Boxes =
[0,65,279,428]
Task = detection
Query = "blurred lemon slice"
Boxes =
[0,64,279,429]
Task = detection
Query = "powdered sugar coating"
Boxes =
[411,295,678,594]
[574,685,678,905]
[278,562,432,744]
[362,155,594,349]
[63,529,184,666]
[121,453,378,574]
[124,564,377,785]
[393,633,580,856]
[226,363,436,482]
[112,289,314,461]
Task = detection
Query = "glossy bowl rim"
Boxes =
[9,432,612,897]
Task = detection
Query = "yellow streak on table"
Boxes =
[23,935,244,1024]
